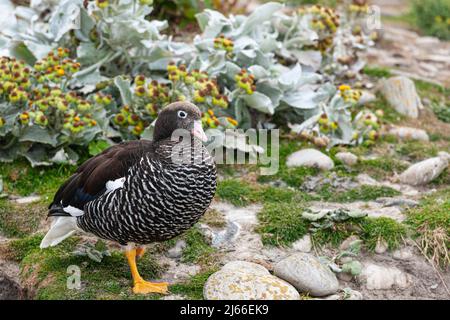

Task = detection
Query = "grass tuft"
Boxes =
[361,217,408,251]
[256,202,309,246]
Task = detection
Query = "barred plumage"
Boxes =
[77,138,216,245]
[41,102,216,294]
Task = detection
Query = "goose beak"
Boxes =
[192,120,208,142]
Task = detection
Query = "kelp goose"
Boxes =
[40,102,216,294]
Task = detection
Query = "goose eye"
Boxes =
[177,110,188,119]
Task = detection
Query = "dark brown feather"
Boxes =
[49,139,153,212]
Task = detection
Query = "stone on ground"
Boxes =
[335,152,358,166]
[0,272,23,300]
[291,235,312,253]
[286,149,334,171]
[273,253,339,297]
[399,152,449,186]
[358,263,411,290]
[380,76,422,118]
[204,261,300,300]
[388,126,429,141]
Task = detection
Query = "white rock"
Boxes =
[359,263,412,290]
[339,235,361,251]
[388,126,429,141]
[273,253,339,297]
[335,152,358,166]
[291,235,312,253]
[392,247,414,261]
[380,76,422,118]
[374,239,388,254]
[167,240,186,259]
[358,91,377,105]
[204,261,300,300]
[337,272,353,282]
[13,195,41,204]
[286,149,334,171]
[399,153,449,186]
[356,173,380,186]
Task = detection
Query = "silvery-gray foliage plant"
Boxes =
[0,1,375,166]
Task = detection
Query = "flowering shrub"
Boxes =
[0,1,377,165]
[0,50,108,165]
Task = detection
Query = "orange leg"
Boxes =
[125,249,168,294]
[136,246,146,259]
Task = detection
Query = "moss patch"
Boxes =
[256,202,309,246]
[17,236,164,300]
[0,200,47,238]
[170,269,217,300]
[354,158,407,180]
[312,220,362,247]
[395,140,439,161]
[181,227,217,267]
[363,66,393,79]
[0,161,76,200]
[406,188,450,268]
[361,217,407,251]
[215,179,256,207]
[315,184,401,203]
[199,208,226,228]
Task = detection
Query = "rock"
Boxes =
[359,263,411,290]
[286,149,334,171]
[388,126,429,141]
[380,76,422,118]
[273,253,339,297]
[376,197,419,208]
[356,173,379,186]
[374,239,388,254]
[339,235,361,251]
[358,91,376,105]
[0,272,23,300]
[337,272,353,282]
[335,152,358,166]
[167,240,186,259]
[204,261,300,300]
[13,195,41,204]
[392,247,414,261]
[399,153,449,186]
[291,235,312,253]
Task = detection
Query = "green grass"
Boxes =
[354,158,408,180]
[170,269,217,300]
[216,178,313,207]
[361,217,408,251]
[7,234,44,261]
[363,66,393,79]
[315,184,401,202]
[364,95,405,124]
[0,199,47,238]
[257,139,321,187]
[411,0,450,41]
[405,188,450,268]
[181,227,217,265]
[215,179,256,207]
[312,220,363,247]
[395,140,439,161]
[0,160,76,200]
[15,235,164,300]
[431,102,450,124]
[256,202,309,246]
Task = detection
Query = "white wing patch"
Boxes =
[40,217,79,248]
[63,205,84,217]
[106,177,125,193]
